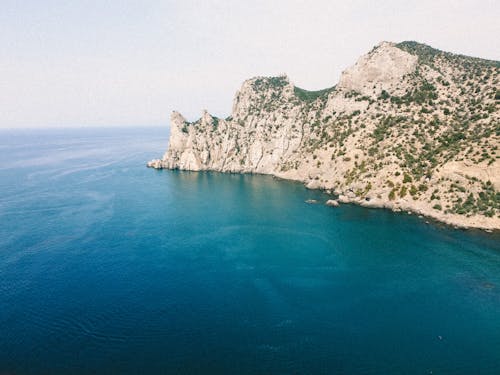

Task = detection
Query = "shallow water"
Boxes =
[0,127,499,374]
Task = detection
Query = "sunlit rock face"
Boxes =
[337,41,418,97]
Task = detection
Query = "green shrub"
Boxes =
[418,184,428,192]
[389,189,396,200]
[379,90,390,100]
[403,173,413,183]
[294,86,335,102]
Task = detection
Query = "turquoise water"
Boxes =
[0,127,499,374]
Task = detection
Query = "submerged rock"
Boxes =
[326,200,339,207]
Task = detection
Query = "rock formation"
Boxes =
[149,41,500,230]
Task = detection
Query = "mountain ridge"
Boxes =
[149,41,500,230]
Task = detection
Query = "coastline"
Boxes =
[337,194,498,233]
[147,160,499,233]
[146,42,499,234]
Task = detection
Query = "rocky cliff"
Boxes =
[149,41,500,230]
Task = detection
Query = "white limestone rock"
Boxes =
[148,41,500,231]
[337,41,418,97]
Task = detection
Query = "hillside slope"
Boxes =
[149,41,500,230]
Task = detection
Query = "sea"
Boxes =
[0,127,499,374]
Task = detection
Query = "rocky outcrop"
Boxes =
[337,41,418,97]
[326,200,339,207]
[149,41,500,230]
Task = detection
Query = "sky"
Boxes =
[1,0,499,128]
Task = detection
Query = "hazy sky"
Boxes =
[1,0,499,128]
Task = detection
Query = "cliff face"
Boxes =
[149,41,500,230]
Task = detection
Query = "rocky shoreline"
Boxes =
[147,41,499,232]
[147,162,498,232]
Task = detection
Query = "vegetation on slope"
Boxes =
[293,86,336,102]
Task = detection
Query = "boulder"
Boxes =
[326,199,339,207]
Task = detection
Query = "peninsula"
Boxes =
[149,41,499,230]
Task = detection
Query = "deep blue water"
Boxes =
[0,127,499,375]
